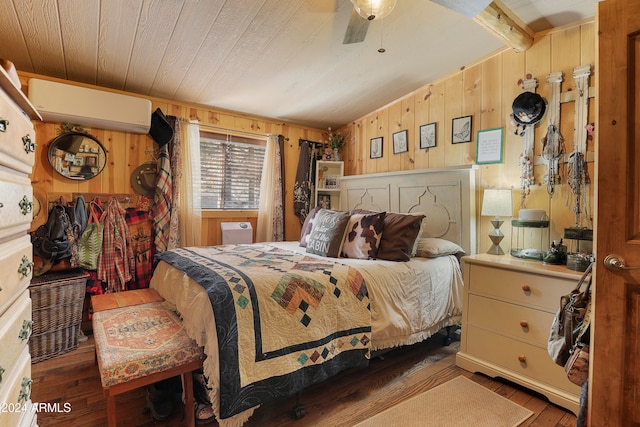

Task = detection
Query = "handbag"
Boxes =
[565,342,589,386]
[548,262,593,366]
[31,204,72,262]
[77,201,104,270]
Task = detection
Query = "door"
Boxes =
[592,0,640,425]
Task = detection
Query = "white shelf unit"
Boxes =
[314,160,343,210]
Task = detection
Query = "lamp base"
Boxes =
[486,218,506,255]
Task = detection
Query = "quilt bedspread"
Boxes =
[155,244,371,419]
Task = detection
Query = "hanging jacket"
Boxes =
[97,197,135,292]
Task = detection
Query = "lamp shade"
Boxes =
[351,0,398,20]
[481,189,513,218]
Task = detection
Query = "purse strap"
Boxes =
[573,262,594,294]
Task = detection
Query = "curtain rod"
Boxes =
[187,121,276,139]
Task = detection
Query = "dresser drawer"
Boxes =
[0,347,32,427]
[0,290,32,382]
[0,235,33,316]
[0,88,36,175]
[467,264,577,312]
[467,324,581,395]
[0,169,33,241]
[467,294,555,348]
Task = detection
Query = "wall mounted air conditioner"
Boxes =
[27,78,152,134]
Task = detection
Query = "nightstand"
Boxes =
[455,254,583,415]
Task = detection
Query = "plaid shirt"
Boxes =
[97,197,135,292]
[152,148,172,253]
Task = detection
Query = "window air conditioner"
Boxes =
[27,78,152,134]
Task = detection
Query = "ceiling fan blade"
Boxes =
[430,0,492,17]
[343,8,370,44]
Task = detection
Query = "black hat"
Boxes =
[149,108,174,147]
[512,92,546,125]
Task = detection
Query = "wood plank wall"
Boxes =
[341,20,596,255]
[23,19,595,254]
[21,71,324,245]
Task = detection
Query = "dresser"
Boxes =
[0,66,41,427]
[456,254,583,415]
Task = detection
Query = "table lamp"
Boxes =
[481,189,513,255]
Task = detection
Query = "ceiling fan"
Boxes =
[342,0,492,45]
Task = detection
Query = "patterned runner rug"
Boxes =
[354,376,533,427]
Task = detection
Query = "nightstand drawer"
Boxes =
[0,347,31,427]
[0,235,33,316]
[467,325,581,395]
[467,264,576,312]
[0,291,31,383]
[467,294,554,348]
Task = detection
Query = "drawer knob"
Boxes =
[518,355,527,363]
[18,255,33,277]
[521,284,531,292]
[19,320,33,341]
[0,118,8,132]
[19,195,33,215]
[0,366,4,384]
[520,320,529,328]
[18,377,32,403]
[23,134,36,154]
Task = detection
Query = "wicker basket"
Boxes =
[29,269,88,363]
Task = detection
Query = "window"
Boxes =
[200,133,266,209]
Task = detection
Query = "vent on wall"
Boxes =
[27,78,152,134]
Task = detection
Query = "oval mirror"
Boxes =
[48,132,107,180]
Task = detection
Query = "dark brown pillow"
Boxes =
[299,206,321,247]
[376,212,425,261]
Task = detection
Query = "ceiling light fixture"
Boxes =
[351,0,398,21]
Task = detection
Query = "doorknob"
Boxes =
[604,254,640,271]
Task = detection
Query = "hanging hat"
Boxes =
[512,92,546,125]
[131,163,157,198]
[148,108,173,147]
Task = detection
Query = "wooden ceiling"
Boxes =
[0,0,597,130]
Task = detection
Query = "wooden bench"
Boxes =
[91,288,205,427]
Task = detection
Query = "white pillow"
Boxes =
[414,238,465,258]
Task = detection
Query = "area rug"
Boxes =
[354,376,533,427]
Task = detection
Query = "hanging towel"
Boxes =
[97,197,135,292]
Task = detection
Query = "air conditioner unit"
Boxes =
[27,78,152,134]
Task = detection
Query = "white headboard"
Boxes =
[340,166,477,255]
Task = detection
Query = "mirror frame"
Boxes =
[47,131,107,181]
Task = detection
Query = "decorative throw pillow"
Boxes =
[415,237,466,258]
[299,206,321,247]
[306,209,351,257]
[340,212,386,259]
[376,212,426,261]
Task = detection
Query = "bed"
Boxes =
[150,166,476,426]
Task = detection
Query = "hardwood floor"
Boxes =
[31,332,577,426]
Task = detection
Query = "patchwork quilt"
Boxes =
[155,244,371,419]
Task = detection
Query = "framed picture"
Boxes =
[392,130,408,154]
[85,155,98,167]
[419,122,437,149]
[452,115,473,144]
[370,137,383,159]
[73,156,85,166]
[476,127,504,164]
[324,175,339,189]
[317,193,331,209]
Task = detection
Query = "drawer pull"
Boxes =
[521,284,531,292]
[0,366,4,384]
[518,355,527,363]
[18,256,33,277]
[519,320,529,328]
[19,320,33,341]
[22,134,36,154]
[19,195,33,215]
[18,377,32,403]
[0,118,8,132]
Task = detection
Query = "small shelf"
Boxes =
[314,160,343,210]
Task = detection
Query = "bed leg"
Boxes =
[292,392,306,419]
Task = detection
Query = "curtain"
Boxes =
[180,120,203,247]
[166,116,182,250]
[294,140,314,224]
[256,134,284,242]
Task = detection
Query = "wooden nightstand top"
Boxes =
[461,253,584,281]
